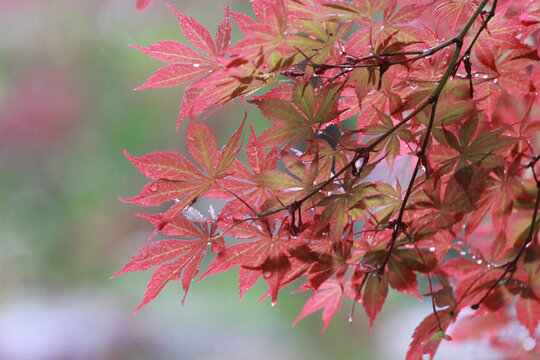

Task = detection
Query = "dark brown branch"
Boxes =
[378,95,440,275]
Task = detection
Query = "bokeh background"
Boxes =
[0,1,515,359]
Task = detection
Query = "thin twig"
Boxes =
[413,241,443,331]
[379,95,440,274]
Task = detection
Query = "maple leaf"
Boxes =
[131,41,212,66]
[406,310,453,360]
[434,0,476,34]
[255,81,344,149]
[111,210,224,312]
[364,107,412,170]
[228,0,289,60]
[363,273,388,331]
[202,219,294,305]
[515,288,540,337]
[288,240,350,290]
[177,59,273,126]
[216,124,282,218]
[122,118,244,229]
[133,6,223,93]
[134,5,240,126]
[293,279,344,333]
[168,5,217,57]
[387,253,420,297]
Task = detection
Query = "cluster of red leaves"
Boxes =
[116,1,540,358]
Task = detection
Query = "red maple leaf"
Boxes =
[293,279,344,333]
[121,118,244,229]
[111,208,224,312]
[202,219,294,305]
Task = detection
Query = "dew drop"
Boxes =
[493,78,498,84]
[429,246,436,252]
[193,63,201,68]
[482,74,489,79]
[477,259,483,264]
[460,251,466,256]
[410,83,418,90]
[348,314,354,323]
[149,183,158,192]
[474,73,480,78]
[271,300,276,308]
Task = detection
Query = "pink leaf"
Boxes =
[136,63,212,90]
[293,279,344,333]
[186,119,218,176]
[215,8,232,56]
[363,273,388,331]
[123,150,204,181]
[515,292,540,337]
[168,5,217,56]
[130,41,211,64]
[111,240,192,278]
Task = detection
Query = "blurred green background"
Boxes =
[0,1,484,359]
